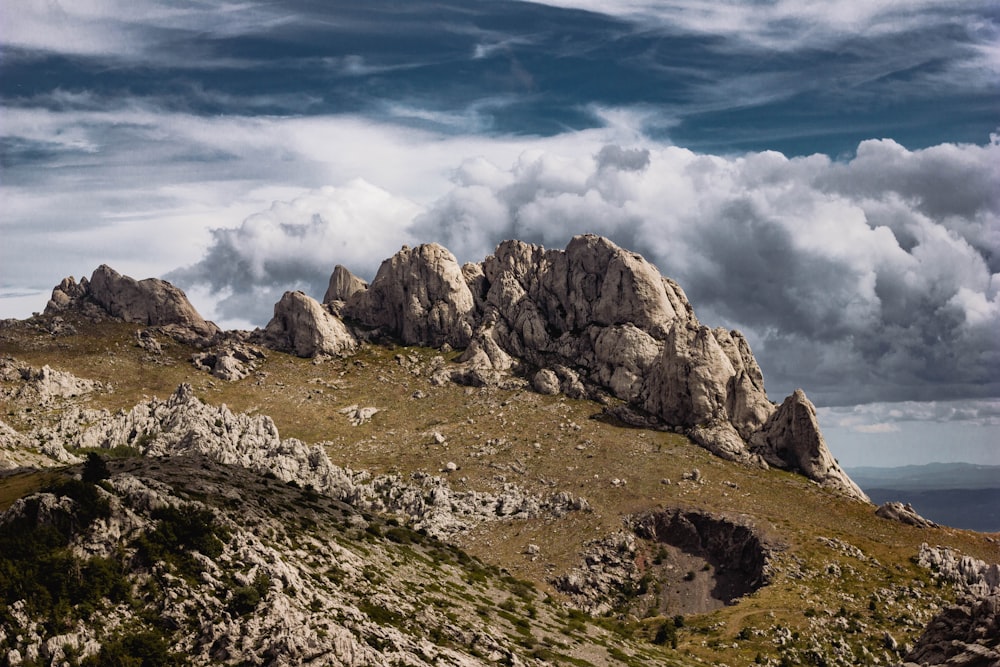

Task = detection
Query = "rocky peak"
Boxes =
[323,264,368,304]
[342,244,476,348]
[480,235,683,340]
[45,265,219,342]
[750,390,869,501]
[308,234,867,501]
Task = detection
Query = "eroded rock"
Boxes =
[343,244,476,348]
[875,501,938,528]
[750,390,869,501]
[45,265,219,343]
[312,234,867,500]
[323,264,369,304]
[259,291,357,358]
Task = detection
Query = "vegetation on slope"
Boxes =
[2,313,998,666]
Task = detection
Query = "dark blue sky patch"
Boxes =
[3,1,995,155]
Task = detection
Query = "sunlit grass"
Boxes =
[2,312,998,665]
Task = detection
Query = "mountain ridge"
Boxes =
[44,235,867,501]
[0,234,996,666]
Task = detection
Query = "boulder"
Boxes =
[260,291,356,358]
[532,369,561,395]
[343,244,476,348]
[875,501,938,528]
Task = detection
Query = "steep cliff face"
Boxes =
[328,235,866,501]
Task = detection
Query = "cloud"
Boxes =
[819,398,1000,430]
[1,0,300,61]
[531,0,1000,55]
[852,423,901,435]
[168,181,422,326]
[409,137,1000,405]
[2,78,996,407]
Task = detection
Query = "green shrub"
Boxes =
[653,619,678,647]
[83,630,179,666]
[82,452,111,484]
[228,572,271,616]
[135,504,228,578]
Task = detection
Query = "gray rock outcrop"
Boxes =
[900,594,1000,667]
[904,545,1000,666]
[326,235,861,499]
[0,358,105,407]
[0,452,588,667]
[341,244,476,348]
[36,384,586,538]
[259,291,357,358]
[323,264,369,304]
[45,265,219,342]
[750,390,869,501]
[191,342,266,381]
[875,501,938,528]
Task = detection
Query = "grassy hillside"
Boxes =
[2,313,998,666]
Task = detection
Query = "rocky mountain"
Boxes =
[275,236,864,501]
[2,234,997,666]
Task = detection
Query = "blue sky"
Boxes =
[1,0,998,466]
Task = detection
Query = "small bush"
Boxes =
[83,630,179,666]
[135,504,228,578]
[653,619,678,648]
[82,452,110,484]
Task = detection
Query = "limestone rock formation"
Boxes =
[457,235,780,470]
[905,545,1000,666]
[0,358,105,407]
[875,501,938,528]
[0,453,588,667]
[750,390,869,501]
[314,234,866,501]
[323,264,368,304]
[191,342,266,381]
[260,291,357,358]
[31,384,586,538]
[45,265,219,342]
[340,244,476,348]
[901,594,1000,667]
[0,419,54,470]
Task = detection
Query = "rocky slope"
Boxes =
[7,236,998,666]
[901,546,1000,666]
[1,455,627,667]
[42,237,867,501]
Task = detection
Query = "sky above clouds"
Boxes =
[1,0,998,466]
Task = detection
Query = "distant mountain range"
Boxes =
[846,463,1000,533]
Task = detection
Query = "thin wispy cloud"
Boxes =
[819,399,1000,429]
